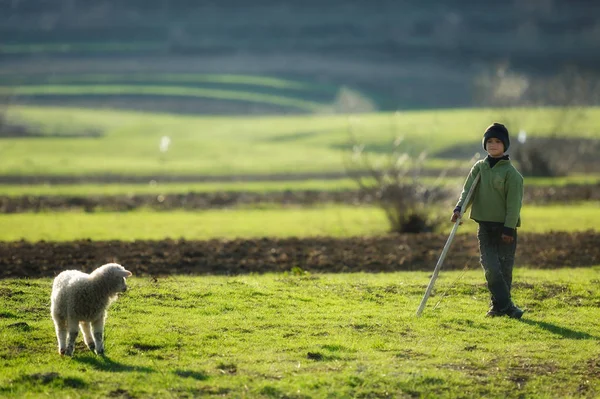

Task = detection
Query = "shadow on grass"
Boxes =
[74,355,154,373]
[519,319,599,340]
[174,369,210,380]
[2,372,88,390]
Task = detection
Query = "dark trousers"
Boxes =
[477,222,517,310]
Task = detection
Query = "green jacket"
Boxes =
[456,158,524,228]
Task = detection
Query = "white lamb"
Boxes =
[51,263,132,356]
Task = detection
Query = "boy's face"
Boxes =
[486,137,505,157]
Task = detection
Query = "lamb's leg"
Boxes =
[64,319,79,356]
[53,317,68,355]
[79,322,95,352]
[91,317,105,355]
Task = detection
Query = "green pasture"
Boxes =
[2,106,600,177]
[0,72,338,114]
[0,202,598,242]
[0,73,336,103]
[4,85,325,112]
[1,269,598,398]
[0,41,163,54]
[0,73,321,91]
[1,174,599,197]
[0,179,362,197]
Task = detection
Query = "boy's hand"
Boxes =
[501,234,514,244]
[450,211,463,225]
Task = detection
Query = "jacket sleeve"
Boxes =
[455,161,481,211]
[504,170,524,229]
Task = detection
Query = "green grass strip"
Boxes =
[0,73,325,91]
[0,203,598,242]
[0,41,163,54]
[1,175,598,197]
[0,179,362,197]
[1,85,324,111]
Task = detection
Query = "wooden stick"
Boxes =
[416,173,480,316]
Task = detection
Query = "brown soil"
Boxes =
[2,231,598,279]
[2,184,599,213]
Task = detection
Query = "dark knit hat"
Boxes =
[482,122,510,152]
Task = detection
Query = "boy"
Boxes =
[451,122,524,319]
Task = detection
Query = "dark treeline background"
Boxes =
[1,1,600,110]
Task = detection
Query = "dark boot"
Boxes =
[485,305,504,317]
[505,304,524,319]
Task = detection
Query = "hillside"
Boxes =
[1,1,600,112]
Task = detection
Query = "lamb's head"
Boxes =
[90,263,133,294]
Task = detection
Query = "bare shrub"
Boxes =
[342,117,449,234]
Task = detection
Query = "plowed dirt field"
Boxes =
[2,231,598,279]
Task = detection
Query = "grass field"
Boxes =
[0,42,164,55]
[1,269,598,398]
[0,202,598,242]
[0,179,359,197]
[0,73,326,91]
[0,73,337,104]
[1,174,599,197]
[0,179,362,197]
[0,72,339,117]
[2,106,600,177]
[4,85,326,112]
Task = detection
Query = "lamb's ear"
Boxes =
[119,269,132,277]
